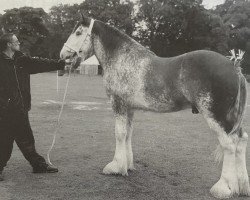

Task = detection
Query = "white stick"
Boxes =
[57,70,59,94]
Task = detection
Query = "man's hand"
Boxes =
[65,56,82,69]
[71,56,82,69]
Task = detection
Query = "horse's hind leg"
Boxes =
[236,130,250,196]
[206,118,239,199]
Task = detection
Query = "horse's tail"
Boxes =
[214,73,247,164]
[227,73,247,136]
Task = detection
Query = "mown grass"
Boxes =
[1,73,250,200]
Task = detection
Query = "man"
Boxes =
[0,33,70,181]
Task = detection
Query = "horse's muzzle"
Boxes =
[60,49,76,60]
[59,48,68,60]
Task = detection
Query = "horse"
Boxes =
[60,14,250,199]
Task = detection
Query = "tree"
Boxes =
[46,1,135,58]
[47,4,80,58]
[215,0,250,73]
[0,14,3,37]
[80,0,135,35]
[184,8,229,54]
[135,0,229,56]
[0,7,49,55]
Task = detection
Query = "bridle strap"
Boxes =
[63,18,95,56]
[87,18,95,36]
[63,43,78,53]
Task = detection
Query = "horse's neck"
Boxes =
[93,25,153,70]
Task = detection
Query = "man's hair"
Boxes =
[0,33,15,52]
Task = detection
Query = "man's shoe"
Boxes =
[0,171,4,181]
[33,164,58,173]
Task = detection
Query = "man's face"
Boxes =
[8,35,20,52]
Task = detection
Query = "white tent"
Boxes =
[82,55,99,65]
[78,55,100,75]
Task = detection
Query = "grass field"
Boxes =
[1,72,250,200]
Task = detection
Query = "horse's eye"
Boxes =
[76,31,81,36]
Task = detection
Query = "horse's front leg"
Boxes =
[103,114,128,175]
[126,110,135,171]
[103,97,131,176]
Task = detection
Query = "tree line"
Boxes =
[0,0,250,74]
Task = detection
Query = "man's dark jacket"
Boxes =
[0,51,65,113]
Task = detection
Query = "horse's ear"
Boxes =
[1,27,6,34]
[80,12,85,20]
[80,12,89,25]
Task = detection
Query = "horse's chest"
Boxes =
[103,67,145,97]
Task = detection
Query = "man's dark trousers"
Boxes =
[0,109,46,171]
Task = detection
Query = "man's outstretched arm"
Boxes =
[16,54,65,74]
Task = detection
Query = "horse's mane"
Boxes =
[93,21,133,51]
[72,21,81,33]
[92,20,155,56]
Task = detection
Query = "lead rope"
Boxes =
[47,19,95,165]
[47,67,72,166]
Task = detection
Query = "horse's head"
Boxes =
[60,14,95,62]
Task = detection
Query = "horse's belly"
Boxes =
[131,89,190,113]
[103,66,189,113]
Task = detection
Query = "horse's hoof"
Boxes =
[128,164,136,171]
[103,161,128,176]
[210,178,238,199]
[238,179,250,196]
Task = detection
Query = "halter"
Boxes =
[63,18,95,56]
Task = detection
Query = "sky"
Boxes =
[203,0,225,9]
[0,0,225,14]
[0,0,83,14]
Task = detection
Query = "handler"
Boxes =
[0,33,71,181]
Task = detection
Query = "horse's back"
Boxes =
[184,50,238,78]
